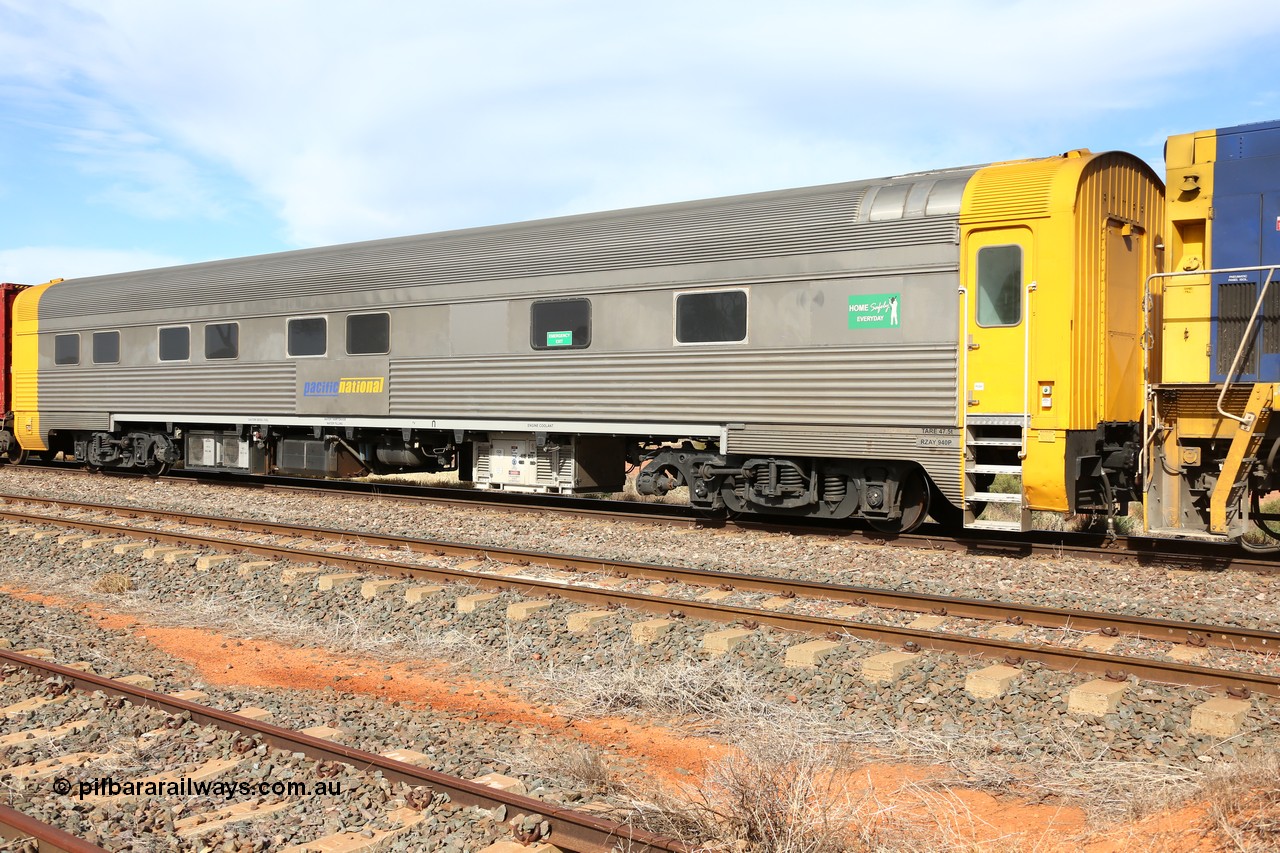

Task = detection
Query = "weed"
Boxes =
[92,572,134,594]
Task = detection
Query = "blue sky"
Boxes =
[2,0,1279,284]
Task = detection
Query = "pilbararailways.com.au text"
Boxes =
[52,776,345,801]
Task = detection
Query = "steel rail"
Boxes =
[0,650,686,853]
[0,496,1274,655]
[1,504,1276,697]
[9,467,1280,573]
[0,804,109,853]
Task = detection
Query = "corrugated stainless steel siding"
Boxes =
[37,363,295,415]
[39,170,979,320]
[725,425,962,503]
[388,344,957,426]
[38,412,110,433]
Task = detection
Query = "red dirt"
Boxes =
[0,585,1239,850]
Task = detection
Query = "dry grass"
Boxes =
[619,733,1074,852]
[92,572,134,593]
[506,740,618,794]
[357,470,472,488]
[1201,753,1280,851]
[624,737,878,853]
[524,656,772,720]
[5,555,1275,849]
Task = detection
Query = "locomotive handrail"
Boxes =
[1142,263,1280,413]
[1216,265,1277,427]
[1140,264,1280,492]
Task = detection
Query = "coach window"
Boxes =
[288,317,327,357]
[675,290,747,344]
[976,245,1022,327]
[54,333,80,365]
[531,298,590,350]
[346,312,390,355]
[158,327,190,361]
[205,323,239,360]
[92,331,119,364]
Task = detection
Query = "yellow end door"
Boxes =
[964,228,1033,415]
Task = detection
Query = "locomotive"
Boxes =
[0,119,1277,545]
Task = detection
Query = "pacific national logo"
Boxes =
[303,377,386,397]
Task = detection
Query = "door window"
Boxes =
[976,245,1022,327]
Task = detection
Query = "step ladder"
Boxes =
[964,415,1030,532]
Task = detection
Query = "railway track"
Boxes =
[15,462,1280,573]
[0,493,1275,702]
[0,648,685,853]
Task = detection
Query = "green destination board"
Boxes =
[848,293,901,329]
[546,330,573,347]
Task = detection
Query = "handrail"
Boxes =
[1215,266,1276,426]
[1142,263,1280,427]
[959,285,969,415]
[1020,280,1037,462]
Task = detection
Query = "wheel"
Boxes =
[867,468,931,534]
[5,446,28,465]
[926,481,964,530]
[143,459,171,478]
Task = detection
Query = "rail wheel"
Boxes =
[143,458,171,478]
[867,468,931,534]
[926,481,964,530]
[5,446,28,465]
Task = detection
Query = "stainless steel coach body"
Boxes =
[24,166,978,526]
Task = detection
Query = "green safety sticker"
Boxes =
[546,330,573,347]
[848,293,901,329]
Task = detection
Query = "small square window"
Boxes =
[159,327,190,361]
[92,331,119,364]
[54,334,80,365]
[347,313,389,355]
[531,299,590,350]
[205,323,239,360]
[288,317,326,356]
[675,290,747,343]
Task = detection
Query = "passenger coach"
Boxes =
[1,147,1163,534]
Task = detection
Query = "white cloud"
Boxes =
[3,0,1280,255]
[0,247,188,285]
